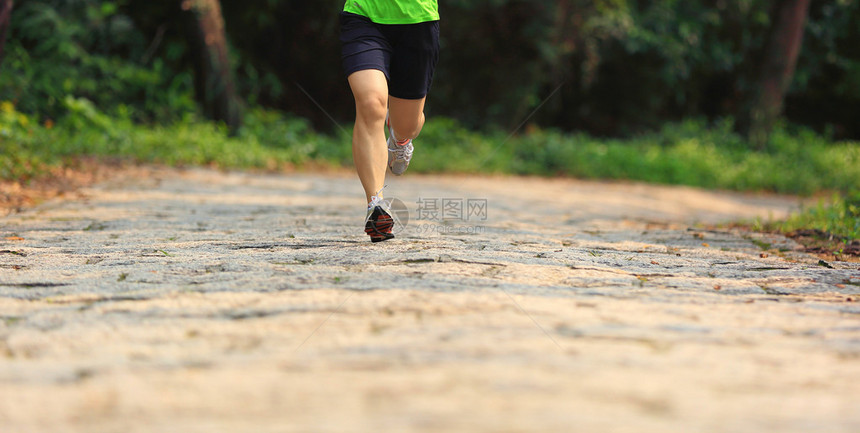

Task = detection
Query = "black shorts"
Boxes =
[340,12,440,100]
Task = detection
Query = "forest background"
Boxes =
[0,0,857,242]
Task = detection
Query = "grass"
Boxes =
[3,99,859,195]
[761,193,860,241]
[734,192,860,261]
[0,100,350,182]
[416,117,860,195]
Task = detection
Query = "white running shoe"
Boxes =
[387,119,414,176]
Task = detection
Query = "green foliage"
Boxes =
[0,101,349,181]
[0,101,48,180]
[435,0,860,136]
[416,117,860,195]
[0,0,196,123]
[3,0,860,138]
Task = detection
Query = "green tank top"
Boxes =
[343,0,439,25]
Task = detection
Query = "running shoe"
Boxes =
[387,119,414,176]
[364,195,395,243]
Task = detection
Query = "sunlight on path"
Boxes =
[1,168,858,432]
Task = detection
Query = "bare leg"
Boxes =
[347,70,389,204]
[388,95,427,141]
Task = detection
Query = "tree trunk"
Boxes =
[181,0,242,132]
[742,0,811,149]
[0,0,13,67]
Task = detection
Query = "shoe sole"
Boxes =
[365,211,395,243]
[389,160,408,176]
[369,233,395,243]
[388,147,409,176]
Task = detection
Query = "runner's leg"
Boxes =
[348,69,389,204]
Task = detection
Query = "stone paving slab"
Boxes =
[1,168,859,432]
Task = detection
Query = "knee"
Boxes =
[401,121,423,140]
[390,115,424,140]
[355,93,387,125]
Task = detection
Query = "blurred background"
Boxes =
[0,1,858,235]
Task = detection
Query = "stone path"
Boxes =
[1,168,859,432]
